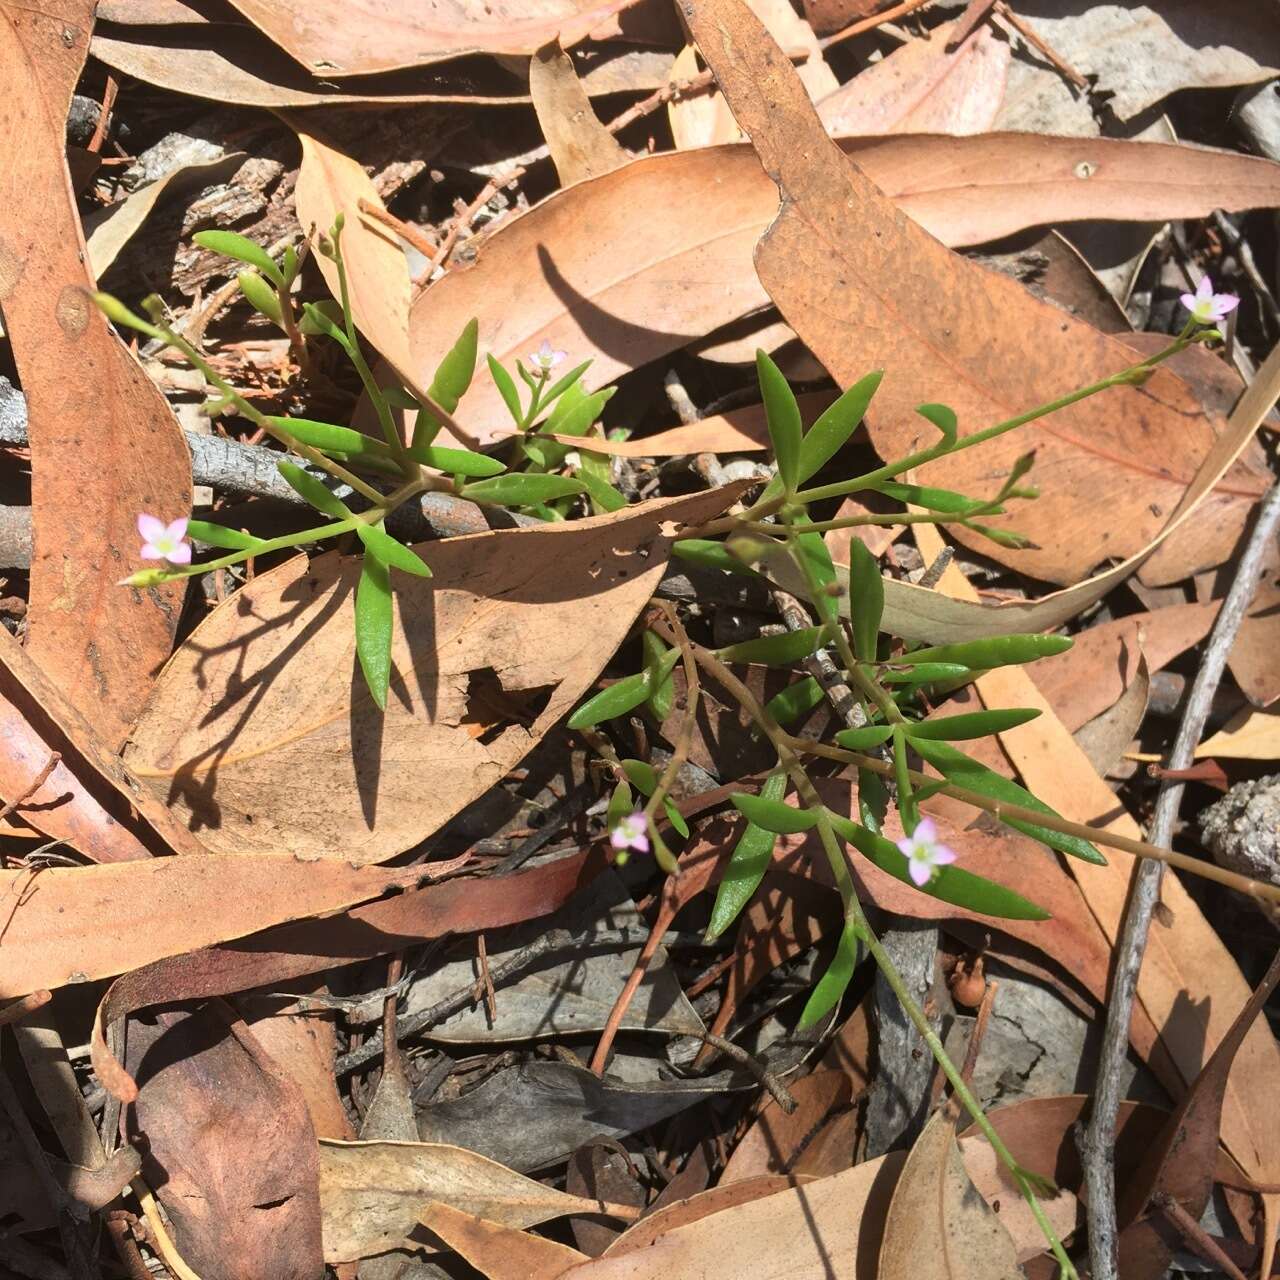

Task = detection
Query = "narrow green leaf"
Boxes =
[487,354,524,424]
[911,737,1106,864]
[643,631,675,723]
[764,675,825,727]
[876,481,985,515]
[186,519,260,551]
[716,627,827,668]
[731,791,817,834]
[858,768,889,833]
[899,635,1072,668]
[543,387,613,438]
[847,539,883,661]
[671,539,763,579]
[355,555,393,711]
[460,474,587,506]
[193,230,282,286]
[756,349,802,493]
[407,443,505,477]
[964,521,1035,550]
[792,519,839,626]
[276,462,352,519]
[567,648,682,729]
[541,359,593,410]
[828,812,1050,920]
[834,725,895,750]
[355,522,432,577]
[917,402,957,443]
[237,270,283,326]
[299,299,346,341]
[270,416,389,457]
[797,370,882,484]
[281,245,299,287]
[412,318,479,448]
[576,463,627,513]
[606,779,633,832]
[706,771,786,940]
[619,758,688,837]
[881,663,971,685]
[799,921,861,1029]
[905,707,1040,741]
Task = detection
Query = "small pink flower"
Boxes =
[137,513,191,566]
[1180,276,1239,327]
[610,810,650,855]
[896,816,957,887]
[530,339,567,373]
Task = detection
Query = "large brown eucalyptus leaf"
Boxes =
[124,488,741,862]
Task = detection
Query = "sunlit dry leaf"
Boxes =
[1196,707,1280,761]
[879,1109,1021,1280]
[0,0,191,746]
[320,1139,628,1263]
[124,487,741,862]
[411,135,1280,447]
[226,0,644,75]
[418,1202,589,1280]
[531,38,627,185]
[817,20,1009,136]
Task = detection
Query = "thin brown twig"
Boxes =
[86,75,118,154]
[476,934,497,1024]
[686,1029,798,1113]
[105,1213,153,1280]
[357,198,439,264]
[819,0,936,51]
[0,751,60,826]
[1151,1193,1249,1280]
[945,0,998,49]
[1081,479,1280,1280]
[993,2,1088,88]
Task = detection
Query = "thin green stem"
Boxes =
[164,517,357,579]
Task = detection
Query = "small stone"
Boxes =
[1199,774,1280,925]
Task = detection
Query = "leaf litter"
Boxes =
[4,0,1280,1277]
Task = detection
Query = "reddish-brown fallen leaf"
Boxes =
[124,487,742,862]
[90,846,606,1100]
[1118,950,1280,1279]
[127,1002,323,1280]
[0,0,191,746]
[0,625,204,861]
[410,135,1280,448]
[0,855,422,998]
[817,19,1010,136]
[418,1202,588,1280]
[679,0,1264,585]
[226,0,643,75]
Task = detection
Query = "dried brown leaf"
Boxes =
[531,38,627,186]
[1196,707,1280,761]
[419,1202,589,1280]
[411,135,1280,448]
[0,0,191,746]
[124,487,741,862]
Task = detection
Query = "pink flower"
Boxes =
[137,513,191,566]
[1180,276,1239,327]
[610,810,650,855]
[896,816,957,887]
[530,339,567,373]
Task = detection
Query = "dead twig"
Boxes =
[993,2,1088,89]
[1081,479,1280,1280]
[0,989,52,1028]
[0,751,60,827]
[1151,1193,1249,1280]
[820,0,936,51]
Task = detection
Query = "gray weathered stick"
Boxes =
[1081,479,1280,1280]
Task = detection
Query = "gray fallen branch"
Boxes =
[1080,478,1280,1280]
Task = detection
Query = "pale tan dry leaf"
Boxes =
[410,136,1280,447]
[227,0,644,75]
[1073,652,1150,776]
[911,519,1280,1237]
[419,1202,589,1280]
[124,487,742,862]
[1196,708,1280,761]
[879,1109,1022,1280]
[531,38,627,186]
[817,20,1010,136]
[667,44,741,148]
[319,1139,623,1263]
[291,123,416,389]
[0,856,421,998]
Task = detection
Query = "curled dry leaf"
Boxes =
[878,1109,1022,1280]
[411,134,1280,447]
[0,0,191,747]
[0,624,205,862]
[1195,707,1280,761]
[420,1202,590,1279]
[679,0,1267,585]
[124,487,743,862]
[225,0,644,75]
[128,1002,324,1280]
[320,1139,631,1264]
[531,38,627,186]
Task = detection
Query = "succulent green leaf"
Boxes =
[606,778,633,832]
[706,771,786,940]
[858,768,889,833]
[643,631,676,723]
[193,230,283,286]
[834,725,895,751]
[355,522,432,577]
[876,481,985,515]
[355,555,393,711]
[792,519,840,626]
[276,462,352,519]
[270,416,388,457]
[910,737,1105,863]
[764,675,825,727]
[847,539,883,661]
[299,300,346,341]
[731,791,817,834]
[407,444,505,477]
[540,360,593,410]
[917,402,957,443]
[756,349,802,493]
[881,663,972,685]
[460,474,587,506]
[543,386,613,438]
[799,920,862,1029]
[185,519,260,551]
[716,627,827,668]
[905,707,1040,741]
[567,647,682,729]
[486,353,524,424]
[237,270,283,326]
[576,463,627,513]
[798,370,882,485]
[671,539,763,579]
[828,812,1050,920]
[898,634,1072,669]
